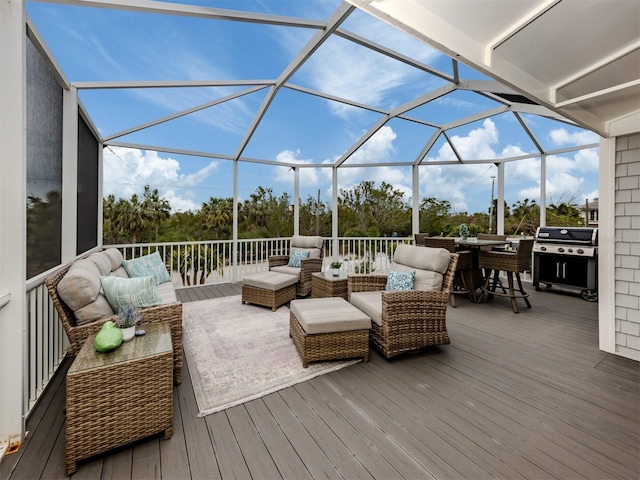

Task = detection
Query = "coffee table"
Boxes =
[311,271,349,299]
[65,323,173,475]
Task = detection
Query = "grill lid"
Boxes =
[535,226,597,245]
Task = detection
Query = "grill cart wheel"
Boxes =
[581,289,598,302]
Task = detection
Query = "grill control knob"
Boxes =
[577,249,584,254]
[540,246,547,251]
[568,248,573,253]
[558,247,565,253]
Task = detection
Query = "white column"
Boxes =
[293,167,299,235]
[496,162,505,234]
[598,137,616,353]
[0,0,27,447]
[412,164,420,235]
[540,153,547,227]
[232,160,238,282]
[61,86,78,261]
[332,167,339,261]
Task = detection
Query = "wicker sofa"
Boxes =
[268,235,324,296]
[45,249,183,384]
[348,243,458,358]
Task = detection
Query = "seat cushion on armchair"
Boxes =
[392,244,451,291]
[290,235,323,259]
[349,291,383,326]
[270,265,301,278]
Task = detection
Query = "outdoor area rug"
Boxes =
[182,295,360,417]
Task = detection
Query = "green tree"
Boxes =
[201,197,234,239]
[142,185,170,242]
[112,193,152,243]
[338,181,410,236]
[509,198,539,235]
[299,193,331,236]
[419,197,452,236]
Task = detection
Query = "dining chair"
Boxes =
[422,237,474,307]
[478,239,534,313]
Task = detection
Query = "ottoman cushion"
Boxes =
[290,298,371,334]
[244,271,298,291]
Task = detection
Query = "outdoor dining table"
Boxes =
[453,238,511,302]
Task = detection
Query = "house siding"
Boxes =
[614,133,640,360]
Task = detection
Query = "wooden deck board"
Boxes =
[5,283,639,480]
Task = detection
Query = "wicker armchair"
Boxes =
[422,237,474,306]
[478,239,534,313]
[45,262,184,385]
[348,244,458,359]
[269,235,324,296]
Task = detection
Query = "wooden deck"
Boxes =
[2,283,638,479]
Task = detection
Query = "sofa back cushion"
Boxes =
[57,259,101,311]
[88,252,112,275]
[57,259,115,325]
[392,244,451,291]
[291,235,323,260]
[103,248,124,271]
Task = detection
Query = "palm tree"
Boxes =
[201,197,234,239]
[143,186,170,241]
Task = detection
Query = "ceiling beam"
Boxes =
[33,0,325,28]
[73,80,275,90]
[103,85,269,142]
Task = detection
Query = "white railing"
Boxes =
[25,269,68,416]
[22,236,410,415]
[106,236,411,286]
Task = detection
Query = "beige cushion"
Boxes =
[87,252,111,276]
[244,271,298,291]
[110,266,129,279]
[391,244,450,291]
[270,265,301,279]
[349,291,383,326]
[291,235,323,260]
[290,298,371,334]
[103,248,124,271]
[56,259,101,310]
[156,282,178,304]
[290,246,320,260]
[393,244,450,274]
[392,262,443,291]
[74,294,114,325]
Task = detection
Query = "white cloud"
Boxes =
[549,127,599,146]
[273,149,320,185]
[103,147,218,212]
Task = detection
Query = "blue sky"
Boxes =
[27,0,600,215]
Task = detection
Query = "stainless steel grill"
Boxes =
[533,226,598,301]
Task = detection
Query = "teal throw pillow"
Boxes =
[122,251,170,285]
[386,269,415,291]
[100,275,162,311]
[288,250,309,268]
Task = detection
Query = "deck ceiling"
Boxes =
[350,0,640,138]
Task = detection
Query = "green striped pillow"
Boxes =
[122,251,171,285]
[100,275,161,312]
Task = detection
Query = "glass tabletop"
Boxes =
[69,323,172,374]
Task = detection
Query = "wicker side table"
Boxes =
[311,271,349,299]
[65,323,173,475]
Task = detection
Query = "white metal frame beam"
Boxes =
[0,0,27,452]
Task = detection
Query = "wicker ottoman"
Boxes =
[242,271,298,311]
[289,297,371,367]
